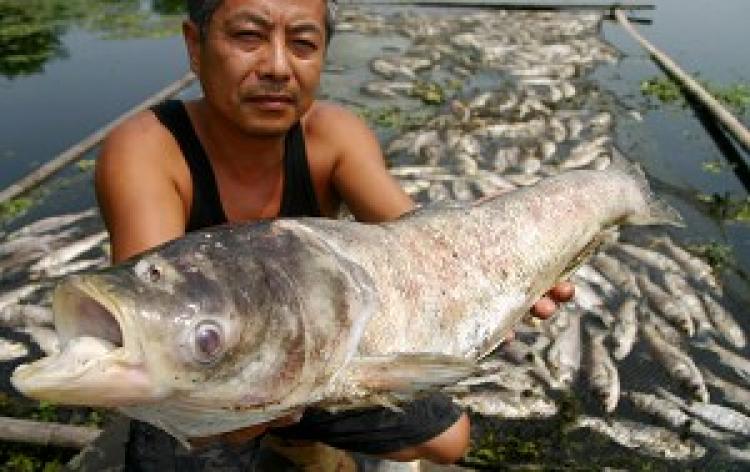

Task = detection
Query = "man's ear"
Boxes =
[183,20,201,75]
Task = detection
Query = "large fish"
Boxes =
[11,160,678,443]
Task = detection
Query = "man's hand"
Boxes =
[531,281,575,320]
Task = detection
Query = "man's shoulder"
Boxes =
[303,101,371,142]
[97,106,186,193]
[99,107,180,169]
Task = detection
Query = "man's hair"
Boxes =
[186,0,336,45]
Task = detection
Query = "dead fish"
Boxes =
[361,81,413,98]
[0,338,29,361]
[700,293,745,350]
[661,272,713,337]
[624,391,731,442]
[12,162,679,442]
[8,208,98,238]
[19,326,60,356]
[694,338,750,384]
[369,58,415,80]
[574,264,616,298]
[455,388,558,419]
[30,231,108,275]
[586,326,620,412]
[653,236,718,289]
[572,416,706,461]
[611,297,638,360]
[637,273,694,337]
[547,310,582,387]
[0,304,54,328]
[701,367,750,415]
[657,387,750,436]
[0,285,45,313]
[615,242,682,273]
[641,322,709,402]
[590,252,640,297]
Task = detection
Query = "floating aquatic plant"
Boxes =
[641,76,750,114]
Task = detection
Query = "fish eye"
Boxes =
[134,260,163,284]
[193,321,224,364]
[148,265,161,283]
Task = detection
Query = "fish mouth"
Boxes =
[11,275,162,406]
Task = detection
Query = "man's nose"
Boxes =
[259,37,291,82]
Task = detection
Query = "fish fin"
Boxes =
[608,148,683,227]
[346,353,478,394]
[559,231,609,281]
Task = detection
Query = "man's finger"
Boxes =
[531,296,556,319]
[549,281,575,302]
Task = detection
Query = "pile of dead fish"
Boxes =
[0,6,748,467]
[0,209,108,359]
[333,6,750,465]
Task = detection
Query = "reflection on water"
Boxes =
[0,0,186,79]
[0,1,68,77]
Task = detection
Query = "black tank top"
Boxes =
[151,100,322,232]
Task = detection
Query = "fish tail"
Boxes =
[608,148,684,227]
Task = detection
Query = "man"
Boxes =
[95,0,573,469]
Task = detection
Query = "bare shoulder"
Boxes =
[96,108,189,262]
[99,109,175,169]
[303,101,377,153]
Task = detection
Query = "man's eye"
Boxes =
[292,40,317,52]
[235,31,262,40]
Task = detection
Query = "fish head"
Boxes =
[11,248,253,407]
[12,221,377,418]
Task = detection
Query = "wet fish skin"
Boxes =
[624,391,731,442]
[637,273,695,337]
[661,272,713,336]
[29,231,108,275]
[546,310,582,387]
[454,388,558,419]
[694,338,750,384]
[615,242,682,273]
[641,322,709,402]
[700,293,745,350]
[586,327,620,412]
[657,387,750,436]
[12,164,679,441]
[611,297,638,360]
[701,367,750,415]
[590,252,640,297]
[573,416,706,461]
[653,236,718,290]
[0,304,53,328]
[8,208,98,239]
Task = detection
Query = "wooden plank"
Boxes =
[0,416,102,449]
[348,1,655,10]
[0,72,197,206]
[615,10,750,153]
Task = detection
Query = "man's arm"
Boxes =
[95,111,187,264]
[315,104,415,222]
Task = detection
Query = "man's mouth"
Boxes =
[245,95,295,110]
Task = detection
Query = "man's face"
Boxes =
[186,0,326,136]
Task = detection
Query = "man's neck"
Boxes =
[189,99,287,180]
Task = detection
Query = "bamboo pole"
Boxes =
[615,9,750,153]
[0,416,102,449]
[0,72,197,206]
[350,1,655,10]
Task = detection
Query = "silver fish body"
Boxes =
[12,164,677,441]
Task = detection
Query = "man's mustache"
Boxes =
[243,82,297,99]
